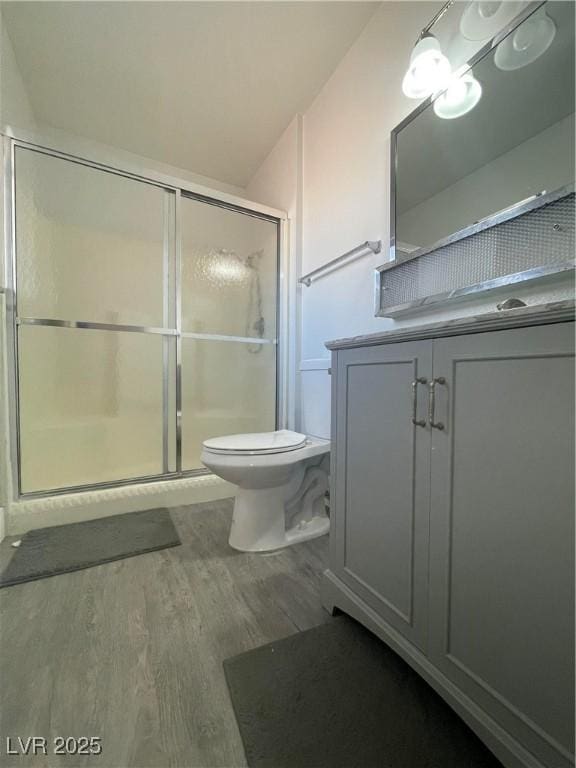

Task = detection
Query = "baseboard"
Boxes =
[7,475,236,535]
[321,569,547,768]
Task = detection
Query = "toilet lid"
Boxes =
[203,429,307,455]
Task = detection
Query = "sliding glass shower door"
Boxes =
[11,144,279,496]
[180,197,278,469]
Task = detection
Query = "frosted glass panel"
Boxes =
[18,326,165,492]
[181,197,278,338]
[182,339,276,470]
[15,148,166,326]
[11,149,278,495]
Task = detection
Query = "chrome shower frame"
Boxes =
[2,130,288,500]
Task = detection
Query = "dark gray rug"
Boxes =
[224,615,503,768]
[0,508,180,588]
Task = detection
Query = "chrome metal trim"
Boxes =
[181,332,274,344]
[16,467,212,501]
[11,141,172,195]
[277,217,290,428]
[299,240,382,287]
[379,185,575,275]
[386,0,547,286]
[389,126,398,263]
[5,132,287,221]
[17,323,274,343]
[421,0,454,37]
[16,317,177,335]
[376,261,575,318]
[4,136,20,499]
[162,191,172,474]
[373,267,382,320]
[175,190,183,474]
[181,189,280,224]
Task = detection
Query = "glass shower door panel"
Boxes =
[15,148,166,326]
[181,197,278,339]
[18,326,165,493]
[181,339,276,470]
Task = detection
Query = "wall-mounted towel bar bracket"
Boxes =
[299,240,382,287]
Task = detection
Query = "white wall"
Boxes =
[247,1,574,440]
[0,18,36,132]
[301,2,433,438]
[246,116,303,429]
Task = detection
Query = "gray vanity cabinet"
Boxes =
[331,340,432,651]
[427,323,575,768]
[325,317,575,768]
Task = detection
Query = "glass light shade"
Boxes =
[460,1,528,42]
[402,34,451,99]
[433,73,482,119]
[494,9,556,71]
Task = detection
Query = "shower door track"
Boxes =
[3,134,287,501]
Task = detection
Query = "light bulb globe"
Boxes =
[402,34,451,99]
[433,73,482,119]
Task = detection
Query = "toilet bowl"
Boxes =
[201,430,330,552]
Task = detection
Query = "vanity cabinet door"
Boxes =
[331,341,432,651]
[428,322,575,768]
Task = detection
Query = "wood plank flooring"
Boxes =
[0,499,330,768]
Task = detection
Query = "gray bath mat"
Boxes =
[0,508,180,588]
[224,615,503,768]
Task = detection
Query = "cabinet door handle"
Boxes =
[428,377,446,430]
[411,377,427,427]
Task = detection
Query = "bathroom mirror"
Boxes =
[392,0,575,260]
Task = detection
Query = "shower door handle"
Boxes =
[411,377,427,427]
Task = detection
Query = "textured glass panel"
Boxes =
[181,339,276,470]
[15,148,166,325]
[181,198,278,339]
[18,326,165,492]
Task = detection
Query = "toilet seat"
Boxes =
[202,429,307,456]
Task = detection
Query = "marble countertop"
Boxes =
[325,300,575,351]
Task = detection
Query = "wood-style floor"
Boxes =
[0,499,330,768]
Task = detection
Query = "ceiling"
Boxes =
[2,1,379,187]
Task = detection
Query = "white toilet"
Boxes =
[201,430,330,552]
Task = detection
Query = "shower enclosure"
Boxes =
[4,138,282,498]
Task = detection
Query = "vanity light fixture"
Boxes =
[402,33,452,98]
[433,71,482,119]
[494,7,556,70]
[402,0,454,99]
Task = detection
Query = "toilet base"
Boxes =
[285,515,330,546]
[228,481,330,553]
